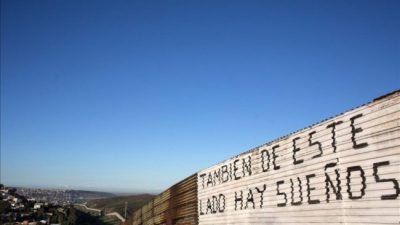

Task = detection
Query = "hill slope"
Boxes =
[87,194,155,217]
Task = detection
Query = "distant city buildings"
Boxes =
[0,185,114,225]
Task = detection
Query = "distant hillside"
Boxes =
[87,194,155,216]
[71,190,116,200]
[15,187,116,204]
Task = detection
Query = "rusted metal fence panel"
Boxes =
[128,174,198,225]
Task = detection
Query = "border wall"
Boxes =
[124,90,400,225]
[130,174,198,225]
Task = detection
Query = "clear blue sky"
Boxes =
[1,0,399,193]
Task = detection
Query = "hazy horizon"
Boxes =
[4,185,163,196]
[1,0,399,193]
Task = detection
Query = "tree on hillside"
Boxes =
[0,201,11,214]
[0,201,12,224]
[9,188,17,195]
